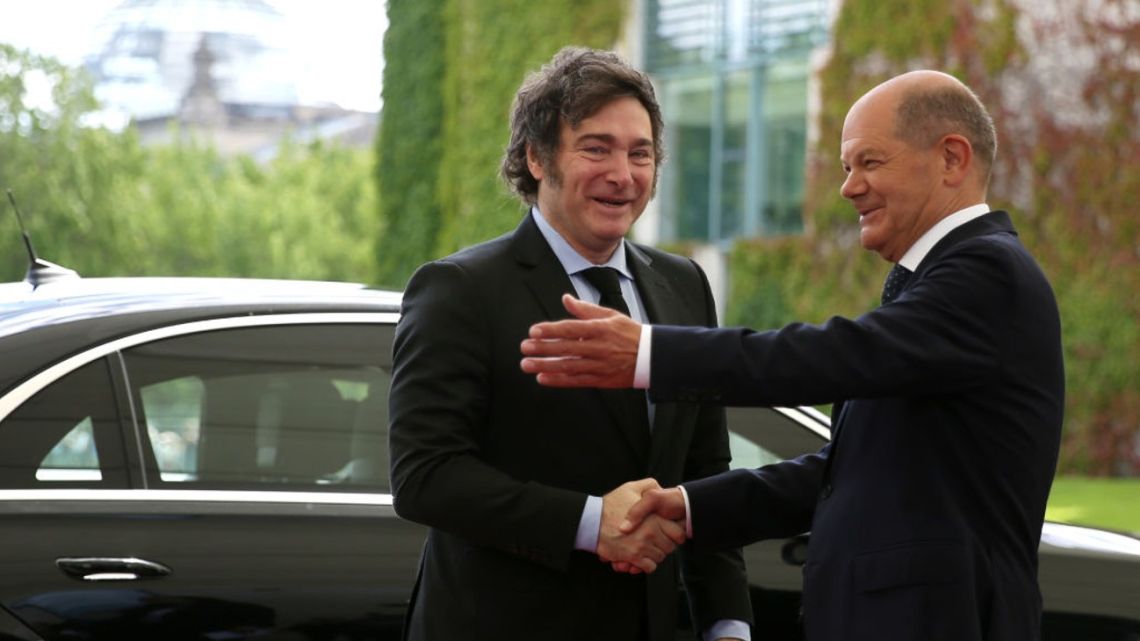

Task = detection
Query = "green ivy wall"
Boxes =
[726,0,1139,475]
[375,0,625,288]
[377,0,1138,474]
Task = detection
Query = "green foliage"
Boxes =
[374,0,446,289]
[726,0,1139,474]
[1,43,377,283]
[376,0,626,288]
[436,0,626,253]
[1046,476,1140,534]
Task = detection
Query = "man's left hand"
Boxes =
[520,294,642,388]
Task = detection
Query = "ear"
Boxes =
[940,134,973,187]
[526,145,545,182]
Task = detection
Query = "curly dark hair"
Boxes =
[500,46,665,205]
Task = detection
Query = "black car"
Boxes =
[0,271,1137,641]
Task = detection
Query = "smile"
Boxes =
[594,197,631,208]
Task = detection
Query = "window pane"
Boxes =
[761,59,808,234]
[725,406,825,469]
[720,69,752,239]
[648,0,718,69]
[727,429,782,470]
[0,359,126,488]
[38,418,102,481]
[141,376,203,482]
[662,74,714,242]
[124,323,393,492]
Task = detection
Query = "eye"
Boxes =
[863,158,882,169]
[582,146,608,157]
[631,149,654,164]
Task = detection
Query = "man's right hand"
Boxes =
[597,479,685,574]
[621,486,688,532]
[607,486,690,574]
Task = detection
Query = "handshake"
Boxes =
[597,478,689,574]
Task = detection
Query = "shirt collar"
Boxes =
[530,208,632,278]
[897,203,991,271]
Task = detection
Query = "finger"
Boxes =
[620,493,660,533]
[620,561,647,577]
[643,513,685,544]
[527,318,608,341]
[627,477,662,494]
[611,561,633,573]
[640,516,684,549]
[562,294,622,320]
[520,338,616,359]
[537,373,625,389]
[632,556,658,574]
[661,518,687,545]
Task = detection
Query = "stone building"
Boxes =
[83,0,377,156]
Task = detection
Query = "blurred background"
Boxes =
[0,0,1136,530]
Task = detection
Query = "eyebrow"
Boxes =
[575,133,654,148]
[840,147,882,165]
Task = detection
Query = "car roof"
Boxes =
[0,276,402,336]
[0,276,403,396]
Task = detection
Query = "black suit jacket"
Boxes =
[389,214,752,641]
[650,212,1064,641]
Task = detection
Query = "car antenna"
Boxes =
[6,189,80,288]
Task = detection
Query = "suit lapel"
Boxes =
[514,215,577,321]
[513,217,649,463]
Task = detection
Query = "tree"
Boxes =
[1,43,379,285]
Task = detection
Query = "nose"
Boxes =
[840,169,864,201]
[606,154,634,188]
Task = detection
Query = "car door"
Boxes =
[724,405,830,640]
[0,315,423,641]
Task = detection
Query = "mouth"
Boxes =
[858,207,881,222]
[593,197,633,210]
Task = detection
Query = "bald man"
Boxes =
[520,70,1064,641]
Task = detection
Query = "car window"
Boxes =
[122,323,393,492]
[0,359,129,488]
[725,406,828,470]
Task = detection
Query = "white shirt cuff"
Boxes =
[633,324,652,389]
[706,619,751,641]
[677,484,693,539]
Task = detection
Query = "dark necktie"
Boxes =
[577,266,651,440]
[579,267,631,316]
[880,264,913,305]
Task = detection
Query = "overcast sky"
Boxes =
[0,0,386,112]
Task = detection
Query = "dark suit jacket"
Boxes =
[650,212,1064,641]
[389,214,752,641]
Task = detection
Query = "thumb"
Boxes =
[619,492,660,533]
[562,294,619,320]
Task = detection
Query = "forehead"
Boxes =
[563,96,653,140]
[839,93,901,161]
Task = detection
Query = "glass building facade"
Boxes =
[646,0,828,244]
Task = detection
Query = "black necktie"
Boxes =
[881,264,913,305]
[577,266,651,441]
[579,267,631,316]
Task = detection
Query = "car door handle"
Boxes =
[56,557,173,582]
